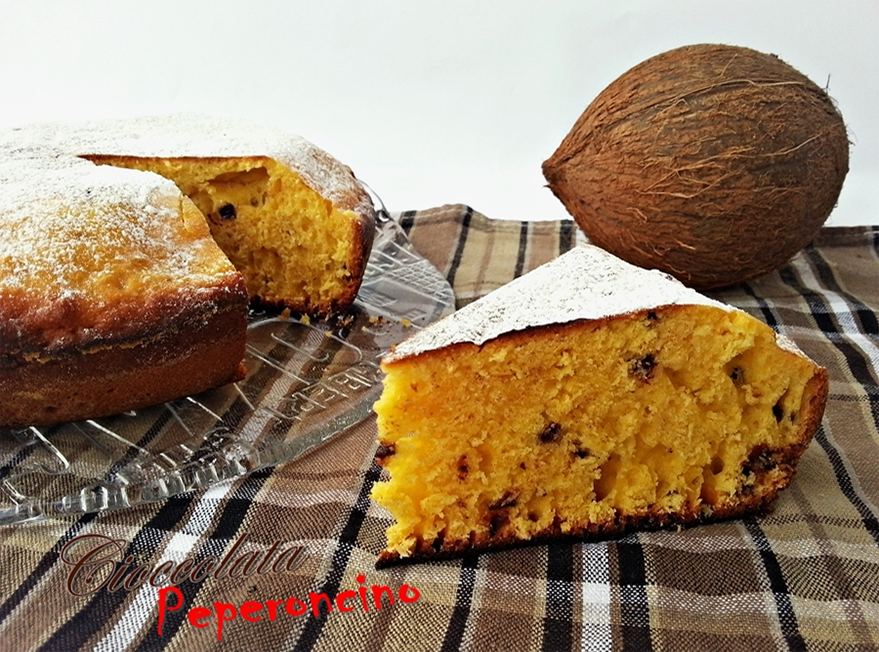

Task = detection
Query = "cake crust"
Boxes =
[0,303,247,428]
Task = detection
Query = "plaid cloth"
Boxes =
[1,204,878,652]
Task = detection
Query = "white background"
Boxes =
[1,1,876,225]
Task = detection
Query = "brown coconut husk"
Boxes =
[542,43,849,290]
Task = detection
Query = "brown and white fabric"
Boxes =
[1,204,878,651]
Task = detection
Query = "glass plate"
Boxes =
[0,209,455,525]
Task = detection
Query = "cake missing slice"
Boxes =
[371,246,827,566]
[1,114,376,317]
[0,114,375,427]
[83,154,371,315]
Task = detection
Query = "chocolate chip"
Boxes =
[375,444,395,460]
[772,403,784,423]
[629,353,657,381]
[539,422,563,443]
[744,445,778,473]
[730,366,745,385]
[457,455,469,480]
[489,513,509,537]
[218,203,237,220]
[490,490,519,509]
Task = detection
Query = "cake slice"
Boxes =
[371,246,827,565]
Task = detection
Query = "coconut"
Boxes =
[542,43,849,289]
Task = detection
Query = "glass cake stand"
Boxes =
[0,199,455,525]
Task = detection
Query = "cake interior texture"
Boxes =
[372,303,826,563]
[84,155,366,315]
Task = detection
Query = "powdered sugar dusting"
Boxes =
[0,114,365,211]
[776,334,808,357]
[0,154,235,308]
[386,245,733,361]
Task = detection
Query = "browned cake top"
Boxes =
[0,155,245,358]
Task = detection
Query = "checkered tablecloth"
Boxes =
[2,204,878,651]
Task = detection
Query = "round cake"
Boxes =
[0,114,376,428]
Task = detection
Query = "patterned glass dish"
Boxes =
[0,203,455,525]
